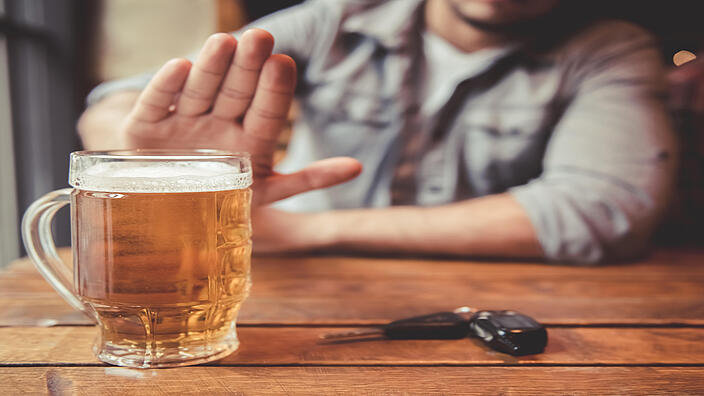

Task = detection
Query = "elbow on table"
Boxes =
[585,219,656,266]
[553,201,663,266]
[513,183,668,266]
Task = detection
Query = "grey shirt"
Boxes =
[88,0,678,264]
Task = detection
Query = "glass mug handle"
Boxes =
[21,188,97,322]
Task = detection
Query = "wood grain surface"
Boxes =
[1,326,704,366]
[3,248,704,326]
[3,248,704,394]
[2,367,703,395]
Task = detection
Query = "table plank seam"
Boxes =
[3,363,704,368]
[544,323,704,328]
[4,323,704,328]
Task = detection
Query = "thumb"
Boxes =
[253,157,362,205]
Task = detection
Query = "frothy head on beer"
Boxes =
[69,150,252,193]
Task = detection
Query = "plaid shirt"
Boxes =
[89,0,678,263]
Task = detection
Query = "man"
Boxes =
[78,0,677,264]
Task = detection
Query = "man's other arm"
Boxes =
[254,193,543,259]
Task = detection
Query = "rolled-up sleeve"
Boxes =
[86,0,334,106]
[510,23,678,264]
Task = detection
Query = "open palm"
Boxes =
[119,29,361,205]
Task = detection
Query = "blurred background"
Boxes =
[0,0,701,267]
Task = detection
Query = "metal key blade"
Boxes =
[322,308,477,340]
[320,328,384,340]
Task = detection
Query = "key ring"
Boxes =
[453,306,476,319]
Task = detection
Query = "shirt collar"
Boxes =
[341,0,426,50]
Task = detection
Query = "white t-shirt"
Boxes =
[421,31,510,116]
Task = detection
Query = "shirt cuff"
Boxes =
[509,180,619,265]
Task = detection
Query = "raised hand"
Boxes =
[119,30,361,205]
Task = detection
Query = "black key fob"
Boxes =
[469,310,547,356]
[385,312,470,339]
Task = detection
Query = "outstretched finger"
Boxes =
[212,29,274,120]
[253,157,363,205]
[130,58,191,123]
[242,54,297,143]
[175,33,236,116]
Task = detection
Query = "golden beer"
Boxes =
[23,150,253,368]
[73,188,251,366]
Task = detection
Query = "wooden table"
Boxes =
[2,248,703,394]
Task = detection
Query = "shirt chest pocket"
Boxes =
[302,83,396,156]
[460,107,551,192]
[462,106,548,136]
[305,82,393,127]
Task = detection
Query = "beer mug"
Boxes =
[22,150,253,368]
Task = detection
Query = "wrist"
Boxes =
[78,92,140,151]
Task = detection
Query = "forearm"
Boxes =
[77,91,140,150]
[314,193,543,259]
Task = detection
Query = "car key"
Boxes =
[322,307,548,357]
[322,310,472,340]
[469,310,548,356]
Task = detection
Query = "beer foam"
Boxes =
[71,161,252,193]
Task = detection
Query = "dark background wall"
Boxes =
[603,0,702,58]
[3,0,95,254]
